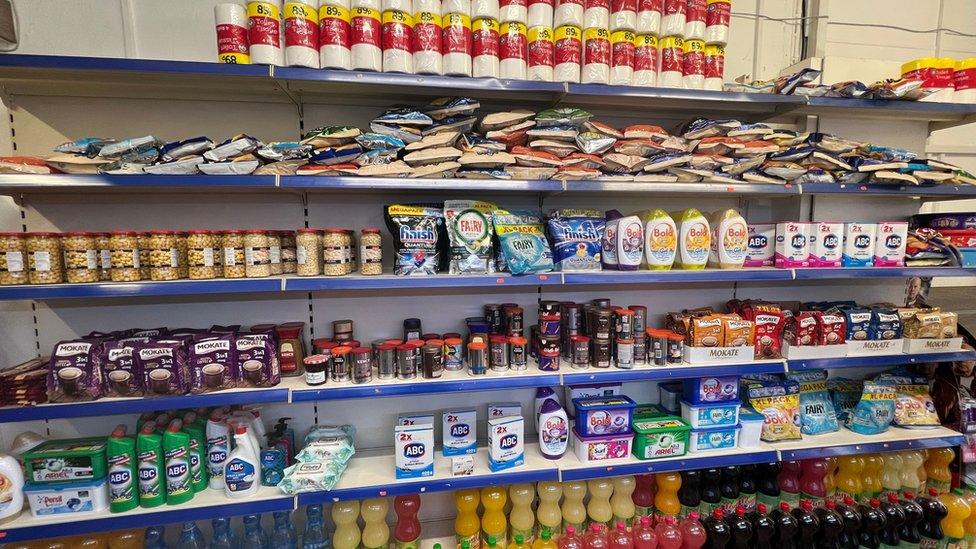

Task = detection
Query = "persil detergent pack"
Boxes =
[488,415,524,471]
[395,423,434,479]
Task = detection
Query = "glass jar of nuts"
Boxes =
[187,230,218,280]
[25,232,64,284]
[222,230,246,279]
[94,232,111,281]
[61,232,100,283]
[109,231,141,282]
[267,231,282,276]
[148,230,181,281]
[244,229,271,278]
[137,232,151,280]
[296,228,321,277]
[0,232,27,285]
[359,228,383,276]
[323,228,346,277]
[280,231,297,274]
[345,229,356,274]
[176,232,189,279]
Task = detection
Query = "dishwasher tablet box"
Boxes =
[843,222,876,267]
[442,408,477,457]
[488,415,524,471]
[395,424,434,479]
[23,477,109,517]
[22,437,108,484]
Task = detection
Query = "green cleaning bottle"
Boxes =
[136,421,165,508]
[181,412,209,493]
[163,419,194,505]
[107,424,138,512]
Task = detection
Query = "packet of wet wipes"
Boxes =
[547,209,605,272]
[294,436,356,463]
[745,379,801,441]
[305,423,357,442]
[493,209,554,275]
[278,461,345,493]
[846,381,896,435]
[445,200,497,274]
[786,369,839,435]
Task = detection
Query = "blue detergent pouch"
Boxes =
[846,381,896,435]
[546,209,605,272]
[786,369,839,435]
[828,377,863,422]
[493,209,554,275]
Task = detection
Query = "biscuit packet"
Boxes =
[846,381,896,435]
[746,380,802,441]
[786,369,839,435]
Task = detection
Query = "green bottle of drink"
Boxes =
[107,424,138,512]
[181,412,209,493]
[163,419,194,505]
[136,421,165,508]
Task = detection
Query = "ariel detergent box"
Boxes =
[488,415,524,471]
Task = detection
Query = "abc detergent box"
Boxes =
[395,423,434,479]
[488,415,524,472]
[443,408,477,457]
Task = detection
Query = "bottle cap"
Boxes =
[801,500,812,510]
[565,526,576,536]
[111,424,127,438]
[640,516,651,526]
[780,501,791,511]
[590,524,601,533]
[236,425,248,435]
[664,516,675,525]
[757,503,767,513]
[167,419,183,432]
[736,505,746,516]
[904,491,915,499]
[616,521,626,530]
[713,509,724,519]
[515,534,524,544]
[929,488,939,497]
[541,530,551,540]
[140,421,157,434]
[688,511,700,520]
[843,495,855,505]
[888,493,900,502]
[870,498,881,507]
[826,500,836,510]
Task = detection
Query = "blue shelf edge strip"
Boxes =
[559,450,780,481]
[292,375,562,402]
[787,350,976,371]
[776,434,968,461]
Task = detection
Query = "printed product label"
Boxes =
[583,27,610,65]
[217,23,250,57]
[245,246,270,266]
[382,10,413,51]
[225,457,256,492]
[188,439,204,486]
[248,2,283,47]
[224,247,239,266]
[957,67,976,91]
[528,26,555,67]
[100,249,111,269]
[706,0,730,25]
[352,7,382,47]
[4,251,23,272]
[285,2,319,48]
[0,472,12,513]
[554,26,582,64]
[207,434,229,480]
[634,34,658,71]
[779,491,800,508]
[682,39,704,75]
[138,450,161,499]
[31,251,51,272]
[683,221,710,263]
[610,30,635,69]
[320,4,352,47]
[457,533,481,549]
[499,21,528,60]
[108,453,134,504]
[443,13,473,54]
[413,11,442,52]
[473,18,500,57]
[659,35,682,72]
[165,447,192,498]
[704,46,724,78]
[663,0,684,13]
[721,219,748,263]
[686,0,705,21]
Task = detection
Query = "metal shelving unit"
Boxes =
[787,350,976,371]
[773,426,967,460]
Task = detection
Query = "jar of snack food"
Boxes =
[94,232,111,281]
[109,231,141,282]
[359,228,382,276]
[25,232,64,284]
[137,232,151,280]
[176,232,189,279]
[244,230,271,278]
[0,232,27,285]
[345,229,356,274]
[222,230,246,279]
[280,231,297,274]
[187,230,218,280]
[296,228,321,277]
[61,232,99,283]
[322,228,346,277]
[148,230,180,281]
[267,231,282,275]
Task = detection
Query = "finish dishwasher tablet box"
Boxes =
[488,415,524,471]
[395,423,434,479]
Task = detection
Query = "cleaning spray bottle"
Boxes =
[137,421,165,508]
[107,424,138,512]
[225,424,260,498]
[181,412,208,493]
[163,419,194,505]
[206,410,231,490]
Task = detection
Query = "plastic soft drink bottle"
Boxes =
[791,500,820,549]
[563,482,589,533]
[738,465,758,512]
[756,463,781,510]
[799,459,828,508]
[749,504,775,549]
[632,516,658,549]
[583,523,609,549]
[633,475,656,518]
[814,500,844,549]
[702,509,729,549]
[144,527,166,549]
[897,491,923,548]
[917,487,948,546]
[699,469,722,516]
[939,488,970,544]
[916,451,929,494]
[719,468,740,515]
[654,474,681,520]
[511,484,537,543]
[824,458,837,503]
[513,534,531,549]
[925,447,954,495]
[457,489,482,549]
[857,498,886,549]
[535,531,559,549]
[242,515,269,549]
[900,451,926,494]
[607,521,633,549]
[333,501,362,549]
[175,522,205,549]
[678,471,701,519]
[538,482,564,538]
[482,487,509,549]
[612,477,637,526]
[771,502,798,549]
[303,504,330,549]
[588,480,614,527]
[362,498,391,549]
[211,517,238,549]
[862,455,885,502]
[677,511,705,549]
[107,530,142,549]
[727,506,752,549]
[878,493,904,548]
[835,496,861,549]
[778,461,802,508]
[960,485,976,546]
[654,516,681,549]
[559,526,584,549]
[833,457,863,505]
[271,511,298,549]
[880,453,903,500]
[395,494,423,549]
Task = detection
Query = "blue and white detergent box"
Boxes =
[842,222,876,267]
[488,415,524,472]
[488,402,522,420]
[398,413,435,426]
[395,423,434,479]
[443,408,477,457]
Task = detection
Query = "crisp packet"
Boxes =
[774,68,821,95]
[786,369,839,435]
[256,142,313,162]
[424,97,481,120]
[278,461,345,493]
[55,138,117,158]
[374,108,434,126]
[355,133,406,151]
[204,135,261,162]
[160,137,214,161]
[746,380,801,441]
[576,132,617,155]
[535,108,593,128]
[493,209,554,275]
[846,381,896,435]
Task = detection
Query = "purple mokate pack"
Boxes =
[189,333,238,393]
[48,339,104,402]
[101,341,145,397]
[235,332,280,388]
[135,339,189,396]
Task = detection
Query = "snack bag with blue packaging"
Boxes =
[493,209,554,275]
[746,379,801,441]
[546,209,605,272]
[846,381,896,435]
[786,369,839,435]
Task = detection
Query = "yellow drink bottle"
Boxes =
[562,481,588,533]
[611,476,637,526]
[333,500,363,549]
[537,481,563,537]
[106,530,142,549]
[532,528,557,549]
[833,456,863,504]
[587,479,614,527]
[362,498,392,549]
[900,450,926,494]
[880,452,903,500]
[926,447,954,495]
[961,485,976,545]
[511,534,531,549]
[824,457,837,502]
[456,489,482,549]
[654,473,681,519]
[940,488,971,543]
[483,486,510,549]
[917,450,929,493]
[510,483,537,544]
[862,454,884,502]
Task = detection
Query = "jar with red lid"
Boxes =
[25,232,64,284]
[187,230,218,280]
[352,347,372,384]
[509,336,528,371]
[323,228,346,276]
[244,229,271,278]
[359,227,383,275]
[109,231,141,282]
[396,343,418,379]
[376,342,398,379]
[148,230,181,281]
[489,335,509,372]
[221,230,246,279]
[94,232,111,281]
[571,335,590,369]
[296,228,321,277]
[304,354,329,386]
[275,322,307,376]
[61,232,99,283]
[280,230,297,274]
[468,341,488,375]
[443,337,464,370]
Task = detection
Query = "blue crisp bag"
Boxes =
[493,209,554,276]
[846,381,896,435]
[786,369,839,435]
[546,209,605,272]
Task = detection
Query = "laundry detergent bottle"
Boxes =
[0,453,24,523]
[674,208,710,270]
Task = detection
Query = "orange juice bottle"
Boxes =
[880,452,903,500]
[960,484,976,546]
[456,489,483,549]
[654,473,681,519]
[926,447,954,495]
[483,486,510,549]
[862,454,884,502]
[940,488,971,543]
[562,481,588,533]
[901,450,926,494]
[532,529,557,549]
[823,457,837,503]
[833,456,863,504]
[510,483,537,544]
[537,481,563,537]
[587,480,614,527]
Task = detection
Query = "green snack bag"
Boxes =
[163,420,194,505]
[107,424,138,512]
[136,421,165,508]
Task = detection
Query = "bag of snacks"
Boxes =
[385,204,446,276]
[746,379,801,441]
[875,371,940,429]
[846,381,896,435]
[786,369,839,435]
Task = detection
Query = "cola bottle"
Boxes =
[703,508,731,549]
[791,500,820,549]
[916,488,947,547]
[835,495,861,549]
[727,505,752,549]
[700,469,722,516]
[897,491,924,547]
[751,503,776,549]
[771,502,798,549]
[720,467,740,514]
[756,463,782,510]
[857,498,886,549]
[878,492,904,548]
[814,500,844,549]
[679,470,702,518]
[738,464,758,511]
